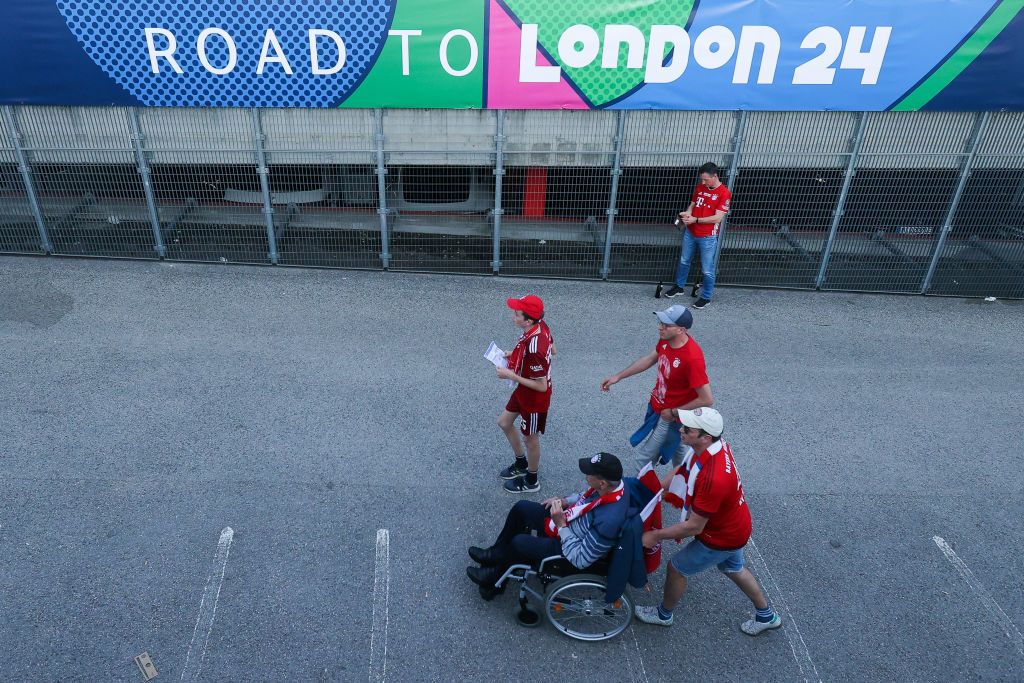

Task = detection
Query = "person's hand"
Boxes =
[496,367,516,380]
[550,500,567,528]
[541,497,562,511]
[503,350,512,358]
[683,215,697,225]
[659,408,677,421]
[600,375,619,392]
[642,530,661,549]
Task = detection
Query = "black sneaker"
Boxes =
[663,284,684,298]
[693,297,711,310]
[503,476,540,494]
[499,462,528,480]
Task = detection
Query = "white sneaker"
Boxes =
[634,605,673,627]
[741,614,782,635]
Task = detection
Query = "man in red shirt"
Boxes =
[497,295,554,494]
[634,407,782,636]
[600,304,713,471]
[663,162,732,310]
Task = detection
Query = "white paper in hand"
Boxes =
[485,341,507,368]
[484,341,516,388]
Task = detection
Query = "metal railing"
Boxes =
[1,106,1022,298]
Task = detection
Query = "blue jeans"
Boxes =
[674,230,718,300]
[670,539,745,576]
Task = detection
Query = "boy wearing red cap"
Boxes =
[497,294,554,494]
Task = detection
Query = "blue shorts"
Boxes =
[670,539,745,577]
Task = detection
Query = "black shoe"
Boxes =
[693,297,711,310]
[469,545,499,566]
[466,565,501,587]
[478,582,505,601]
[499,462,528,480]
[663,284,684,298]
[503,476,540,494]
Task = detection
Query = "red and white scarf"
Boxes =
[636,463,665,573]
[543,482,625,537]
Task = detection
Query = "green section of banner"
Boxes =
[500,0,694,106]
[892,0,1023,110]
[340,0,484,108]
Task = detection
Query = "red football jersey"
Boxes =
[683,440,752,551]
[649,338,709,412]
[689,183,731,238]
[509,322,553,413]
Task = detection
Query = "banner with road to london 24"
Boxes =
[1,0,1022,109]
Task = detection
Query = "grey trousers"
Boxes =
[634,417,694,471]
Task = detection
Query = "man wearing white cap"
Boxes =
[634,407,782,636]
[600,304,713,470]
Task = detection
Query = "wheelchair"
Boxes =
[492,551,634,642]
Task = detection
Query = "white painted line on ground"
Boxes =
[619,625,650,683]
[747,538,821,683]
[181,526,234,683]
[369,529,390,683]
[933,535,1024,657]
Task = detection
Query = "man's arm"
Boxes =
[678,383,713,410]
[497,367,547,392]
[601,351,658,391]
[658,382,713,420]
[642,511,708,548]
[684,209,727,227]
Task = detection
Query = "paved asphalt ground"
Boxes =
[1,255,1022,682]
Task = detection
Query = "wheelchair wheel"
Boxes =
[543,574,633,641]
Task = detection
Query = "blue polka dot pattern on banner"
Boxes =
[55,1,396,107]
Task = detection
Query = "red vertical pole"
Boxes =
[523,167,547,218]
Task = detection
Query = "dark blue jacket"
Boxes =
[605,477,658,602]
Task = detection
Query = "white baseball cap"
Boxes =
[676,407,724,437]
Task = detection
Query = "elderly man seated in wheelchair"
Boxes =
[466,452,628,600]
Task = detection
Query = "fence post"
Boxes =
[492,110,505,274]
[601,110,627,280]
[250,108,279,265]
[374,109,389,270]
[815,112,868,289]
[128,108,166,258]
[713,109,747,270]
[3,105,52,254]
[921,111,990,294]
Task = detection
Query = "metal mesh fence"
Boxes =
[140,108,271,264]
[262,109,381,269]
[1,105,1022,298]
[0,117,40,254]
[501,110,617,278]
[383,110,495,274]
[720,112,856,289]
[820,112,977,293]
[13,107,156,259]
[610,110,736,284]
[929,113,1024,298]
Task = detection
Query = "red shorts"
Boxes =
[505,393,548,435]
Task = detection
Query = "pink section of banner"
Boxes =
[486,0,587,109]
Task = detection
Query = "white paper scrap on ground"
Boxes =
[485,341,516,389]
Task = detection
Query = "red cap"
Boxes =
[507,294,544,320]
